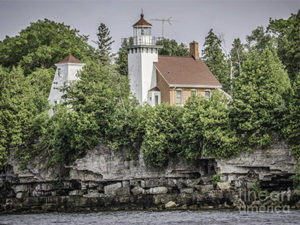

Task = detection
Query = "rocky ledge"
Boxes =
[0,141,299,213]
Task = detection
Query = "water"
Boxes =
[0,210,299,225]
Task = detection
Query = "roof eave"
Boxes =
[168,84,222,88]
[55,63,86,66]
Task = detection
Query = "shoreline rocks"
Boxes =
[0,141,298,214]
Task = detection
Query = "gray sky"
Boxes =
[0,0,299,55]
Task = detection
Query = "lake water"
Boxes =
[0,210,300,225]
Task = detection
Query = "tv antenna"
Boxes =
[150,17,175,38]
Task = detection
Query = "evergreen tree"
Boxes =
[115,39,129,76]
[95,23,115,64]
[230,38,246,79]
[231,48,291,148]
[202,29,230,92]
[283,72,300,159]
[268,10,300,83]
[246,26,273,52]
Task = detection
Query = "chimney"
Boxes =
[189,41,199,60]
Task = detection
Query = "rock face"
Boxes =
[0,141,298,213]
[216,141,296,192]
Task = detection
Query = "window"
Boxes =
[58,68,61,77]
[205,90,211,99]
[176,89,183,105]
[191,89,197,96]
[155,95,159,105]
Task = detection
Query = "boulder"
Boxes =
[131,186,145,195]
[104,182,122,196]
[83,189,100,198]
[186,178,201,188]
[16,192,23,199]
[69,190,83,196]
[217,182,230,191]
[83,192,101,198]
[149,187,168,194]
[201,184,214,192]
[122,180,130,188]
[180,188,194,194]
[116,187,130,196]
[165,201,177,209]
[15,185,28,193]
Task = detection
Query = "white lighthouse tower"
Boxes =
[126,13,162,105]
[48,54,85,107]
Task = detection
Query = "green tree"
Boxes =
[181,91,239,162]
[0,19,94,74]
[115,39,129,76]
[0,67,49,167]
[202,29,230,92]
[142,104,183,168]
[268,10,300,83]
[156,39,189,56]
[231,48,291,148]
[283,72,300,159]
[40,62,144,165]
[246,26,273,52]
[94,23,115,64]
[230,38,246,79]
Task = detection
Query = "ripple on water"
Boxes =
[0,210,300,225]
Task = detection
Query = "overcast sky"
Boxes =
[0,0,299,55]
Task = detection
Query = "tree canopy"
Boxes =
[231,48,291,148]
[268,10,300,83]
[0,19,95,75]
[156,39,189,56]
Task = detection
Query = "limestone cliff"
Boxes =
[0,141,299,213]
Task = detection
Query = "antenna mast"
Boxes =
[150,17,175,38]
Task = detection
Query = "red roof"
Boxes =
[149,87,160,92]
[57,54,82,64]
[133,13,152,26]
[155,56,222,87]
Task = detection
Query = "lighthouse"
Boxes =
[125,13,162,105]
[48,54,85,111]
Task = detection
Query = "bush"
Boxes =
[142,104,183,168]
[181,91,240,161]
